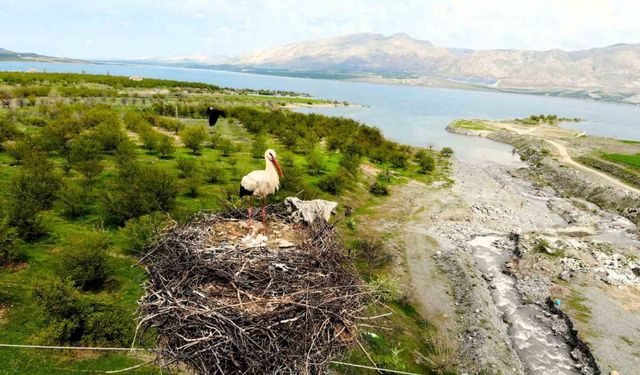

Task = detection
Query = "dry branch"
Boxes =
[137,204,371,374]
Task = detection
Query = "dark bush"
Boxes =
[121,213,169,255]
[318,171,347,194]
[440,147,454,157]
[57,179,92,219]
[369,181,389,196]
[176,158,199,178]
[33,276,84,343]
[417,154,436,174]
[59,233,111,290]
[306,148,325,175]
[0,215,24,266]
[103,161,179,225]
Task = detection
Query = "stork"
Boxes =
[239,149,284,228]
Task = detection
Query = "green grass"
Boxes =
[566,292,592,324]
[602,152,640,170]
[0,74,452,374]
[619,139,640,145]
[449,119,495,131]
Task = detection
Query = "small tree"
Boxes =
[32,276,83,342]
[184,174,203,198]
[417,154,435,174]
[318,172,346,194]
[139,127,160,152]
[114,138,138,166]
[156,134,175,158]
[440,147,454,158]
[59,233,111,290]
[306,148,325,176]
[218,137,234,157]
[0,215,24,266]
[70,135,103,180]
[176,158,198,178]
[203,164,225,184]
[180,125,208,154]
[57,179,91,219]
[121,213,168,255]
[251,135,268,159]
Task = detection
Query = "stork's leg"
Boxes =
[261,197,267,231]
[247,196,254,227]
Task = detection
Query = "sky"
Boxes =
[0,0,639,59]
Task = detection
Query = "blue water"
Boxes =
[2,61,639,163]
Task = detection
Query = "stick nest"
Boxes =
[137,205,370,374]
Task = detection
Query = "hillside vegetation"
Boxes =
[0,72,451,374]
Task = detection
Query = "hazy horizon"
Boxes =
[1,0,639,60]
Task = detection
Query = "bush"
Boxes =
[217,136,234,157]
[369,274,402,303]
[156,134,175,158]
[251,135,268,159]
[123,111,150,131]
[440,147,454,158]
[103,162,179,225]
[138,126,160,151]
[121,213,169,255]
[184,174,203,198]
[351,238,389,269]
[369,181,389,196]
[417,154,436,174]
[176,158,199,178]
[70,135,103,180]
[203,164,225,184]
[33,276,134,345]
[0,216,24,266]
[59,233,111,290]
[92,118,127,152]
[57,179,91,219]
[32,276,84,343]
[155,116,183,133]
[318,172,347,194]
[306,148,325,176]
[6,198,46,240]
[114,138,138,166]
[180,125,208,154]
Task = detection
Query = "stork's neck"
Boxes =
[265,158,278,177]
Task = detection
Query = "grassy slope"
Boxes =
[0,76,451,374]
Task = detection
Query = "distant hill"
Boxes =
[228,33,640,103]
[0,47,84,63]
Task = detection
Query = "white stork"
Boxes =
[239,149,284,227]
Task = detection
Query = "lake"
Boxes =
[1,61,639,164]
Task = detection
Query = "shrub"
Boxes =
[0,216,24,266]
[59,233,111,290]
[440,147,454,158]
[57,179,91,219]
[203,164,225,184]
[417,154,436,174]
[306,148,325,176]
[138,126,160,151]
[114,138,138,166]
[155,116,183,133]
[33,276,134,345]
[217,136,234,157]
[184,174,203,197]
[121,213,169,255]
[369,275,402,302]
[390,152,408,169]
[351,238,389,269]
[81,295,134,346]
[339,154,361,177]
[70,135,103,180]
[32,276,84,343]
[123,111,150,131]
[92,118,127,152]
[180,125,208,154]
[251,135,268,159]
[176,158,199,178]
[318,172,346,194]
[103,162,179,225]
[6,198,46,240]
[369,181,389,196]
[156,134,175,158]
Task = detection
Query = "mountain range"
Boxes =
[227,33,640,103]
[0,47,83,63]
[3,33,640,103]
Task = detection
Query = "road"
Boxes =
[544,139,640,195]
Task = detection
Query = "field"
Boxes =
[602,152,640,169]
[0,72,452,374]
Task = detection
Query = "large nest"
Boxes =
[137,205,371,374]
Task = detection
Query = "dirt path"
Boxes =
[545,139,640,195]
[488,121,640,195]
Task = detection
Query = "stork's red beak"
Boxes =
[271,157,284,177]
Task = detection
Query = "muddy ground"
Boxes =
[364,153,639,374]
